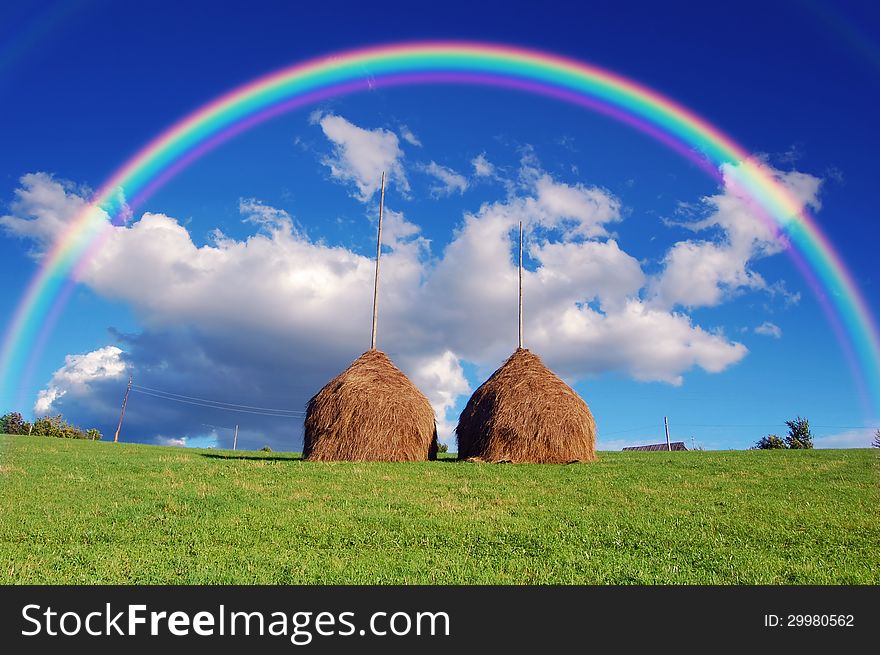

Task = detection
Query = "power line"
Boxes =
[681,423,873,430]
[602,421,878,437]
[130,383,305,415]
[129,388,304,418]
[600,424,660,437]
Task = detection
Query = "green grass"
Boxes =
[1,434,877,584]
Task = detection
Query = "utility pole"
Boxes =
[518,221,523,350]
[114,375,132,443]
[664,416,671,451]
[370,171,386,351]
[233,424,238,451]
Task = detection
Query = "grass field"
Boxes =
[1,434,877,584]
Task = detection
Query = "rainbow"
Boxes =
[2,41,879,415]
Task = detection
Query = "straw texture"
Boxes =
[456,348,596,463]
[304,350,437,461]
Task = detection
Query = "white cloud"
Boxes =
[156,436,187,447]
[652,240,767,308]
[419,169,745,382]
[380,206,427,253]
[399,125,422,147]
[313,112,409,201]
[528,173,621,238]
[406,350,470,445]
[423,161,469,196]
[13,158,777,446]
[814,428,877,449]
[534,300,747,385]
[34,346,127,416]
[650,162,822,309]
[0,173,96,254]
[239,197,299,233]
[754,321,782,338]
[471,153,496,177]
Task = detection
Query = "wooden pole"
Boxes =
[664,416,671,451]
[370,171,386,351]
[518,221,523,350]
[233,424,238,451]
[113,375,132,443]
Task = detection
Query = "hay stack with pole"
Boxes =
[303,172,438,462]
[455,222,597,463]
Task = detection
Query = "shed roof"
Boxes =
[622,442,688,451]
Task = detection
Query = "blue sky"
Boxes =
[1,0,878,451]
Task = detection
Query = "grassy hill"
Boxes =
[1,434,877,584]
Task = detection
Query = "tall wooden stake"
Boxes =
[233,424,238,451]
[518,221,523,349]
[370,171,386,351]
[113,375,132,443]
[664,416,671,451]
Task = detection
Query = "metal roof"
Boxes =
[622,442,688,451]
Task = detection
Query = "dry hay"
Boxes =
[303,349,437,462]
[455,348,596,464]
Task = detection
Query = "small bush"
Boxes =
[754,434,786,450]
[260,446,272,452]
[30,414,101,440]
[1,412,30,435]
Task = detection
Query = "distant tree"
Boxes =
[437,443,449,454]
[784,416,814,449]
[0,412,29,435]
[873,429,880,449]
[260,446,272,452]
[754,434,786,450]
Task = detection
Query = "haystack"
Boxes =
[455,348,596,463]
[303,349,438,461]
[303,171,437,461]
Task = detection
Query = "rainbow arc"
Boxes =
[2,42,877,415]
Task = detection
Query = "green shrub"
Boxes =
[437,442,449,454]
[754,434,785,450]
[30,414,100,440]
[260,446,272,452]
[0,412,30,435]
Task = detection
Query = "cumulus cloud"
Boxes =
[0,173,96,254]
[422,161,469,196]
[379,206,427,253]
[34,345,127,416]
[406,351,470,445]
[14,153,791,447]
[399,125,422,147]
[312,112,409,201]
[418,164,745,382]
[650,162,822,309]
[754,321,782,338]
